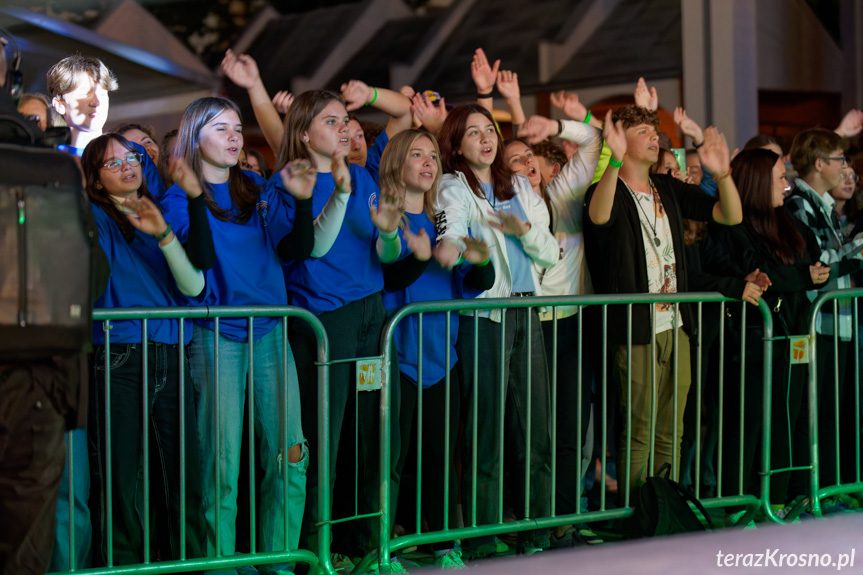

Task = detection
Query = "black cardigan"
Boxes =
[708,214,820,336]
[583,174,717,344]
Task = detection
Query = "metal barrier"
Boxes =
[805,288,863,517]
[377,293,776,571]
[51,305,329,575]
[45,294,793,575]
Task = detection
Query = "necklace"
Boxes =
[621,177,661,247]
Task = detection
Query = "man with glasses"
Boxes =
[787,123,863,499]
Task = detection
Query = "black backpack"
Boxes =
[0,137,97,359]
[633,463,715,536]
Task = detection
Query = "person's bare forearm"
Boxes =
[247,79,285,154]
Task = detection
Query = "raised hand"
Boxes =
[488,210,530,237]
[371,184,405,234]
[279,159,317,200]
[331,147,351,193]
[810,261,830,284]
[340,79,374,112]
[168,156,203,199]
[698,127,731,176]
[471,48,500,94]
[496,70,521,101]
[433,238,461,269]
[634,77,658,111]
[673,107,704,145]
[741,282,763,306]
[550,90,588,122]
[221,49,261,90]
[461,236,490,265]
[603,110,627,162]
[124,195,171,239]
[411,92,448,135]
[518,115,556,145]
[404,224,432,261]
[835,109,863,138]
[272,91,294,115]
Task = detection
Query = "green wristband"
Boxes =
[608,157,623,168]
[583,109,592,124]
[364,87,378,107]
[474,257,491,267]
[154,223,172,242]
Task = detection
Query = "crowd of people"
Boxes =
[7,42,863,575]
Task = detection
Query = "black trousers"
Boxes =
[541,313,595,517]
[0,363,70,574]
[396,372,459,550]
[292,293,401,557]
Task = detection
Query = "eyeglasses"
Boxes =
[820,155,847,165]
[101,152,142,172]
[839,172,859,182]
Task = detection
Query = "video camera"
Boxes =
[0,26,70,147]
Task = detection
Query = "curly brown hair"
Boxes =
[611,105,660,130]
[532,140,567,168]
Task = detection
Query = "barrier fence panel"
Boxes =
[47,292,811,575]
[376,293,775,571]
[805,288,863,517]
[51,305,328,575]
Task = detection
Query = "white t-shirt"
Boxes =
[628,183,682,334]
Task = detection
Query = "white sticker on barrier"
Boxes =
[357,358,382,391]
[790,336,809,364]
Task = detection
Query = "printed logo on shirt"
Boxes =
[257,199,269,227]
[368,192,378,210]
[656,263,678,312]
[435,211,448,235]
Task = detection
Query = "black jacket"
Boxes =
[708,213,820,336]
[583,174,717,344]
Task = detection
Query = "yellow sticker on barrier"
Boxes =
[790,336,809,364]
[357,359,382,391]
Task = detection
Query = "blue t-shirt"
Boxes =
[364,129,389,184]
[159,170,297,341]
[382,212,481,387]
[481,183,533,292]
[91,203,193,345]
[65,141,166,199]
[283,164,383,315]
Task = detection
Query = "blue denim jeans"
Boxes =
[189,324,306,574]
[456,309,552,549]
[49,427,92,572]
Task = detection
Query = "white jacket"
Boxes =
[536,120,603,320]
[432,170,559,322]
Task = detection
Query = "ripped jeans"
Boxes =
[190,324,307,574]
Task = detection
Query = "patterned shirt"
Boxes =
[628,182,682,334]
[787,179,863,339]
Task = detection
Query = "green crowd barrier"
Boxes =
[52,306,329,575]
[375,293,776,572]
[50,292,816,575]
[803,288,863,518]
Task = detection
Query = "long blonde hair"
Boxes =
[378,129,442,226]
